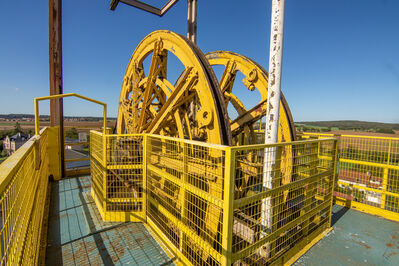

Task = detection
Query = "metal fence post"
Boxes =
[143,134,148,221]
[221,147,235,265]
[179,141,188,251]
[381,139,392,209]
[34,136,41,170]
[102,131,107,212]
[329,139,339,227]
[333,134,341,197]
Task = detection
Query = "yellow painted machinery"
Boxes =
[116,31,295,145]
[113,30,298,264]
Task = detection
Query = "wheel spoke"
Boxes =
[224,91,247,116]
[138,40,164,131]
[230,100,267,136]
[219,60,237,93]
[147,67,197,134]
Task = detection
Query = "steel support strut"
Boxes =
[262,0,286,256]
[49,0,65,177]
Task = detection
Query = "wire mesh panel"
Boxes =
[90,132,145,221]
[90,131,104,212]
[302,133,399,220]
[90,130,103,164]
[146,135,226,266]
[230,139,337,265]
[105,135,144,214]
[0,129,49,265]
[338,135,399,214]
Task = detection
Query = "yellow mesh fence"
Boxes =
[90,132,145,221]
[0,128,49,265]
[90,131,337,265]
[230,139,336,264]
[302,133,399,221]
[146,135,226,266]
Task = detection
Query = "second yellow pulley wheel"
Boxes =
[206,50,296,144]
[206,51,296,191]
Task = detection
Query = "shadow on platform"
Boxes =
[45,175,174,265]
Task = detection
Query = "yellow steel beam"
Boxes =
[329,140,339,227]
[340,134,399,141]
[64,142,89,146]
[230,138,336,152]
[221,147,235,265]
[335,196,399,222]
[106,164,142,170]
[303,132,399,141]
[381,138,392,208]
[64,158,90,163]
[340,158,399,170]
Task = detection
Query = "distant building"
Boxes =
[3,132,31,155]
[338,169,382,205]
[65,137,83,151]
[78,132,87,143]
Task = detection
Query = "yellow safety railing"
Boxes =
[35,93,107,177]
[90,131,337,265]
[301,132,399,222]
[34,93,107,135]
[229,139,337,265]
[0,128,50,265]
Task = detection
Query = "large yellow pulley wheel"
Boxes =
[117,30,231,146]
[116,31,230,263]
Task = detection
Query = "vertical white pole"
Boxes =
[261,0,286,256]
[265,0,285,144]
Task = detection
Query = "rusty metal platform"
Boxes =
[294,205,399,265]
[45,175,174,265]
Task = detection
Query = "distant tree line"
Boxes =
[298,120,399,131]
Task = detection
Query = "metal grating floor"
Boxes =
[295,205,399,265]
[45,175,174,265]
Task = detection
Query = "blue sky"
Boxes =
[0,0,398,123]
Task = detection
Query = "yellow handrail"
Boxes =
[0,128,50,264]
[34,93,107,135]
